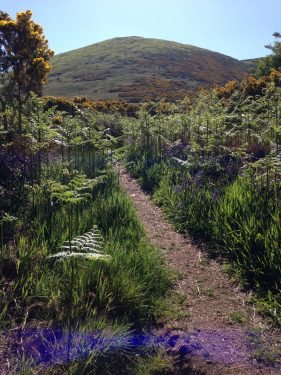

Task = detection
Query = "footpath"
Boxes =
[119,167,281,375]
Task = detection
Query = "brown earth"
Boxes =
[118,166,281,375]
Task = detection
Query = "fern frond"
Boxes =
[48,226,111,262]
[48,251,111,261]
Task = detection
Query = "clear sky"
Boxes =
[1,0,281,60]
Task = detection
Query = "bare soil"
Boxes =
[118,167,281,375]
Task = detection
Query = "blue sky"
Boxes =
[1,0,281,59]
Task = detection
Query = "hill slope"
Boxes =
[45,36,250,102]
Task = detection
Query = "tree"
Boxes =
[0,10,54,132]
[256,32,281,77]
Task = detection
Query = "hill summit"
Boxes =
[45,36,250,102]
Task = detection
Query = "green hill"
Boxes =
[45,36,251,102]
[241,57,260,70]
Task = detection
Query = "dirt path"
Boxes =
[119,167,281,375]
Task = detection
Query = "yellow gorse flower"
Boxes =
[0,20,16,27]
[33,57,45,63]
[0,9,53,97]
[16,10,32,22]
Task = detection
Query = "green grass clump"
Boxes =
[1,172,172,327]
[228,311,246,324]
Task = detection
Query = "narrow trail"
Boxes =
[119,167,281,375]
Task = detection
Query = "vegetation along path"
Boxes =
[119,166,281,375]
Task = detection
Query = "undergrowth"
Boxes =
[125,78,281,325]
[0,95,172,374]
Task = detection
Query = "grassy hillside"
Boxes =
[45,36,250,102]
[241,57,260,71]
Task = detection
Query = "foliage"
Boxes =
[48,226,110,261]
[43,95,140,117]
[2,18,281,372]
[125,74,281,323]
[215,68,281,98]
[0,10,53,132]
[48,226,111,365]
[0,85,171,373]
[0,10,53,95]
[256,32,281,77]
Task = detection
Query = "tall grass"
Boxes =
[124,81,281,323]
[0,166,172,372]
[0,96,173,373]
